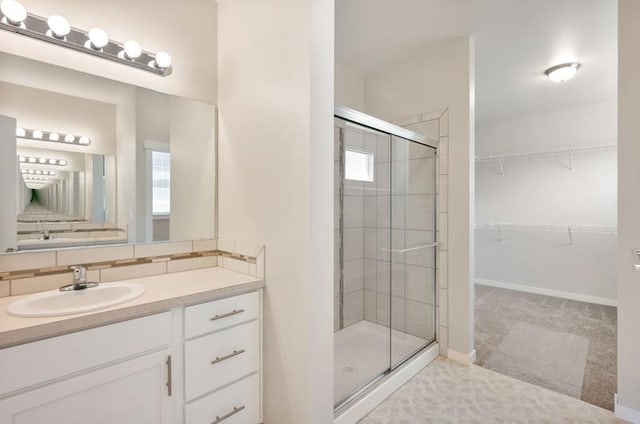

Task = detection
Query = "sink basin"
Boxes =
[8,282,145,317]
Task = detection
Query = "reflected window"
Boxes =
[345,149,374,182]
[152,151,170,214]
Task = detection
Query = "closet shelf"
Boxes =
[475,223,616,247]
[475,144,616,162]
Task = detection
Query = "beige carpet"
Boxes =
[358,357,625,424]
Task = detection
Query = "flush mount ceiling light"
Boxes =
[0,0,172,76]
[18,155,68,166]
[16,127,91,146]
[545,62,581,83]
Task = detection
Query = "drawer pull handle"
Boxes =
[211,349,246,365]
[210,309,245,321]
[211,405,245,424]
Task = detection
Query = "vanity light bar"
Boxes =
[21,169,56,176]
[0,0,172,76]
[16,127,91,146]
[23,175,49,181]
[18,155,67,166]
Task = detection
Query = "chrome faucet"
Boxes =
[59,265,99,291]
[42,229,50,240]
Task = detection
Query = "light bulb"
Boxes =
[20,169,26,173]
[47,15,70,39]
[32,129,43,139]
[64,134,75,143]
[49,159,56,164]
[38,157,46,164]
[49,132,59,141]
[545,62,581,83]
[122,40,142,60]
[152,51,172,69]
[16,127,25,137]
[28,157,36,163]
[59,159,67,166]
[35,170,42,175]
[28,169,34,174]
[49,171,56,176]
[86,27,109,50]
[0,0,26,26]
[79,136,90,145]
[19,156,25,162]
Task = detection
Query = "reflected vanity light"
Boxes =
[16,127,91,146]
[0,0,172,76]
[18,155,68,166]
[22,169,56,176]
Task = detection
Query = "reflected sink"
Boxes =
[8,282,145,317]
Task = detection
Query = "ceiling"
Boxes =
[336,0,617,122]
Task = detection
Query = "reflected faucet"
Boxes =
[42,229,50,240]
[59,265,99,291]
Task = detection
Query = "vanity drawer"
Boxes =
[185,373,260,424]
[185,320,259,401]
[0,312,171,396]
[185,291,259,339]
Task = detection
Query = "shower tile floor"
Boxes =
[334,320,427,406]
[475,284,617,411]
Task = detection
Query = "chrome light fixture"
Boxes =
[545,62,581,83]
[18,155,68,166]
[0,0,172,76]
[16,127,91,146]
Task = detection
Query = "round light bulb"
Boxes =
[49,159,56,164]
[0,0,26,26]
[59,159,67,166]
[20,169,26,173]
[35,170,42,175]
[16,127,25,137]
[32,129,43,139]
[153,51,172,69]
[47,15,70,39]
[28,169,34,174]
[122,40,142,60]
[49,132,59,141]
[545,62,581,83]
[19,156,25,162]
[86,27,109,50]
[49,171,55,176]
[28,157,36,163]
[38,158,46,164]
[79,136,90,145]
[64,134,75,143]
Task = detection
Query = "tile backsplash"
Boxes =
[0,239,266,297]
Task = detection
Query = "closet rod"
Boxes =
[475,144,616,162]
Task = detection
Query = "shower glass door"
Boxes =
[334,108,437,411]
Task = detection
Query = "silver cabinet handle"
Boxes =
[166,355,172,397]
[211,349,245,365]
[210,309,245,321]
[211,405,245,424]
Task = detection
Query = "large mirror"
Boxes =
[0,51,216,252]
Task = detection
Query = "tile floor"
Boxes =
[358,357,624,423]
[474,284,617,410]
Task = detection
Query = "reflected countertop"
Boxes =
[0,267,264,349]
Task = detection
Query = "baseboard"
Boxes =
[615,394,640,423]
[447,348,476,365]
[334,343,439,424]
[476,279,617,307]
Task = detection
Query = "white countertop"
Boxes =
[0,267,264,349]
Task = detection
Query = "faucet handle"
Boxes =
[70,265,87,283]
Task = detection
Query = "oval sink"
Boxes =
[8,282,145,317]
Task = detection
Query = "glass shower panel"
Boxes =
[390,135,437,368]
[334,118,392,408]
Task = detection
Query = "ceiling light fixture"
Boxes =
[0,1,172,76]
[15,127,91,146]
[545,62,581,83]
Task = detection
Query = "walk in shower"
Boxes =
[334,106,437,410]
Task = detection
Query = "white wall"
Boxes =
[335,62,364,110]
[0,0,217,104]
[217,0,334,422]
[363,36,476,360]
[0,115,17,252]
[617,0,640,419]
[169,96,216,240]
[475,101,617,304]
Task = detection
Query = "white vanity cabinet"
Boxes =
[0,289,262,424]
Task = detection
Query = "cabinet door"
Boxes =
[0,349,173,424]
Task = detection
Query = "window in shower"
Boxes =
[344,149,374,182]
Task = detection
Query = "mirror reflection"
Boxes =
[0,51,216,252]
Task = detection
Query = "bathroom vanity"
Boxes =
[0,267,264,424]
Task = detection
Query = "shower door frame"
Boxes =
[334,105,438,411]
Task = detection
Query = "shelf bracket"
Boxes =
[497,158,505,176]
[568,148,574,172]
[568,226,574,248]
[496,224,504,242]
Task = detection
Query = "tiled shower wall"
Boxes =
[334,117,441,342]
